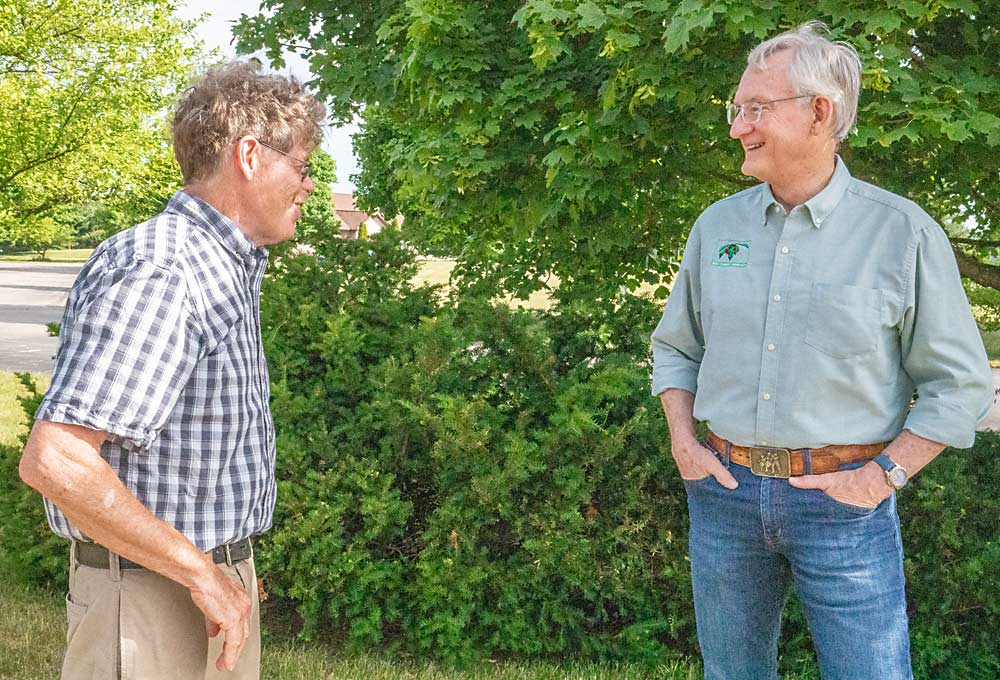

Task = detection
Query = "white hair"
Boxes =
[747,21,862,141]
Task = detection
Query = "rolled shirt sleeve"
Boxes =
[651,220,704,396]
[37,258,205,450]
[899,224,994,449]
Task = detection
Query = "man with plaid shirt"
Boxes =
[18,62,324,679]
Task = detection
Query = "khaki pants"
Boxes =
[62,545,260,680]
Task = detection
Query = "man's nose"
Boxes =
[729,112,752,139]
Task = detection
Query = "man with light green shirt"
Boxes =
[651,22,993,680]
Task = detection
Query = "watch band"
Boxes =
[873,453,907,489]
[872,453,895,473]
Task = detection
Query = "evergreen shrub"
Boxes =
[0,375,68,589]
[255,232,689,664]
[0,231,997,675]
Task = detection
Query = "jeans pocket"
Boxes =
[822,491,880,515]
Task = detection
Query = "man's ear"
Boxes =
[233,136,262,180]
[811,96,835,135]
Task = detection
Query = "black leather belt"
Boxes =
[74,537,253,570]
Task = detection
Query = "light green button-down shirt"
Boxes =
[651,158,993,449]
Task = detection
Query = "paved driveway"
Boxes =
[0,261,81,372]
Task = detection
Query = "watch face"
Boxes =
[888,467,907,488]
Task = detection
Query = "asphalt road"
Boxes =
[2,258,1000,431]
[0,261,80,373]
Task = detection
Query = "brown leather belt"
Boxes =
[74,537,252,571]
[707,431,888,478]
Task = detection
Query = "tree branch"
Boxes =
[0,144,84,188]
[9,198,62,221]
[950,237,1000,248]
[952,244,1000,290]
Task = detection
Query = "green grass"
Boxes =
[980,330,1000,367]
[0,576,712,680]
[0,579,65,678]
[0,373,48,448]
[0,574,720,679]
[2,576,716,680]
[0,573,825,679]
[0,248,93,263]
[412,257,555,310]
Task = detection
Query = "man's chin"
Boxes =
[740,159,767,182]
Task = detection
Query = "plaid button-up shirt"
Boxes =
[36,190,277,551]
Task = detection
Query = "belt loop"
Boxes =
[724,440,732,468]
[224,543,234,567]
[108,549,122,582]
[801,448,812,475]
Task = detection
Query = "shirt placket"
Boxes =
[755,207,808,446]
[249,254,275,520]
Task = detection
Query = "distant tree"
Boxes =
[236,1,1000,297]
[295,148,339,246]
[0,0,201,234]
[2,216,75,259]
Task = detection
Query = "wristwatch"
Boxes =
[873,453,908,489]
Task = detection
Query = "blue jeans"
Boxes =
[684,450,912,680]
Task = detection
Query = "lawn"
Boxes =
[0,576,712,679]
[413,257,555,310]
[0,249,94,263]
[980,330,1000,367]
[1,577,714,680]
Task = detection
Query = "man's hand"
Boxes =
[189,562,253,672]
[658,389,738,489]
[672,435,739,489]
[788,462,892,508]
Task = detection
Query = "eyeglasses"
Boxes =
[256,140,312,180]
[726,95,814,125]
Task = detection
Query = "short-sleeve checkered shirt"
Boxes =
[36,190,277,551]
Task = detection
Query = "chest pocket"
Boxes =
[804,283,883,359]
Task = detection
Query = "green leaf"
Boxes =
[576,1,606,31]
[941,119,972,142]
[602,77,618,112]
[896,0,927,18]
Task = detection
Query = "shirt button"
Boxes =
[781,246,789,254]
[767,344,776,351]
[773,294,781,302]
[762,393,771,401]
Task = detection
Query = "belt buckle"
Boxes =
[749,447,791,478]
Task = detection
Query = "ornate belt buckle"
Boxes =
[749,447,791,478]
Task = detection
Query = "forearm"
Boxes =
[659,388,698,445]
[19,421,213,588]
[881,429,947,478]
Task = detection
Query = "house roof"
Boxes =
[332,192,357,212]
[337,211,369,232]
[332,192,390,233]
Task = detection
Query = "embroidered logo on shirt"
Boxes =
[713,240,750,267]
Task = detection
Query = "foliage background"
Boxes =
[0,0,201,245]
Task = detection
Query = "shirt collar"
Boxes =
[759,184,782,225]
[802,155,851,228]
[164,190,267,264]
[757,155,852,228]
